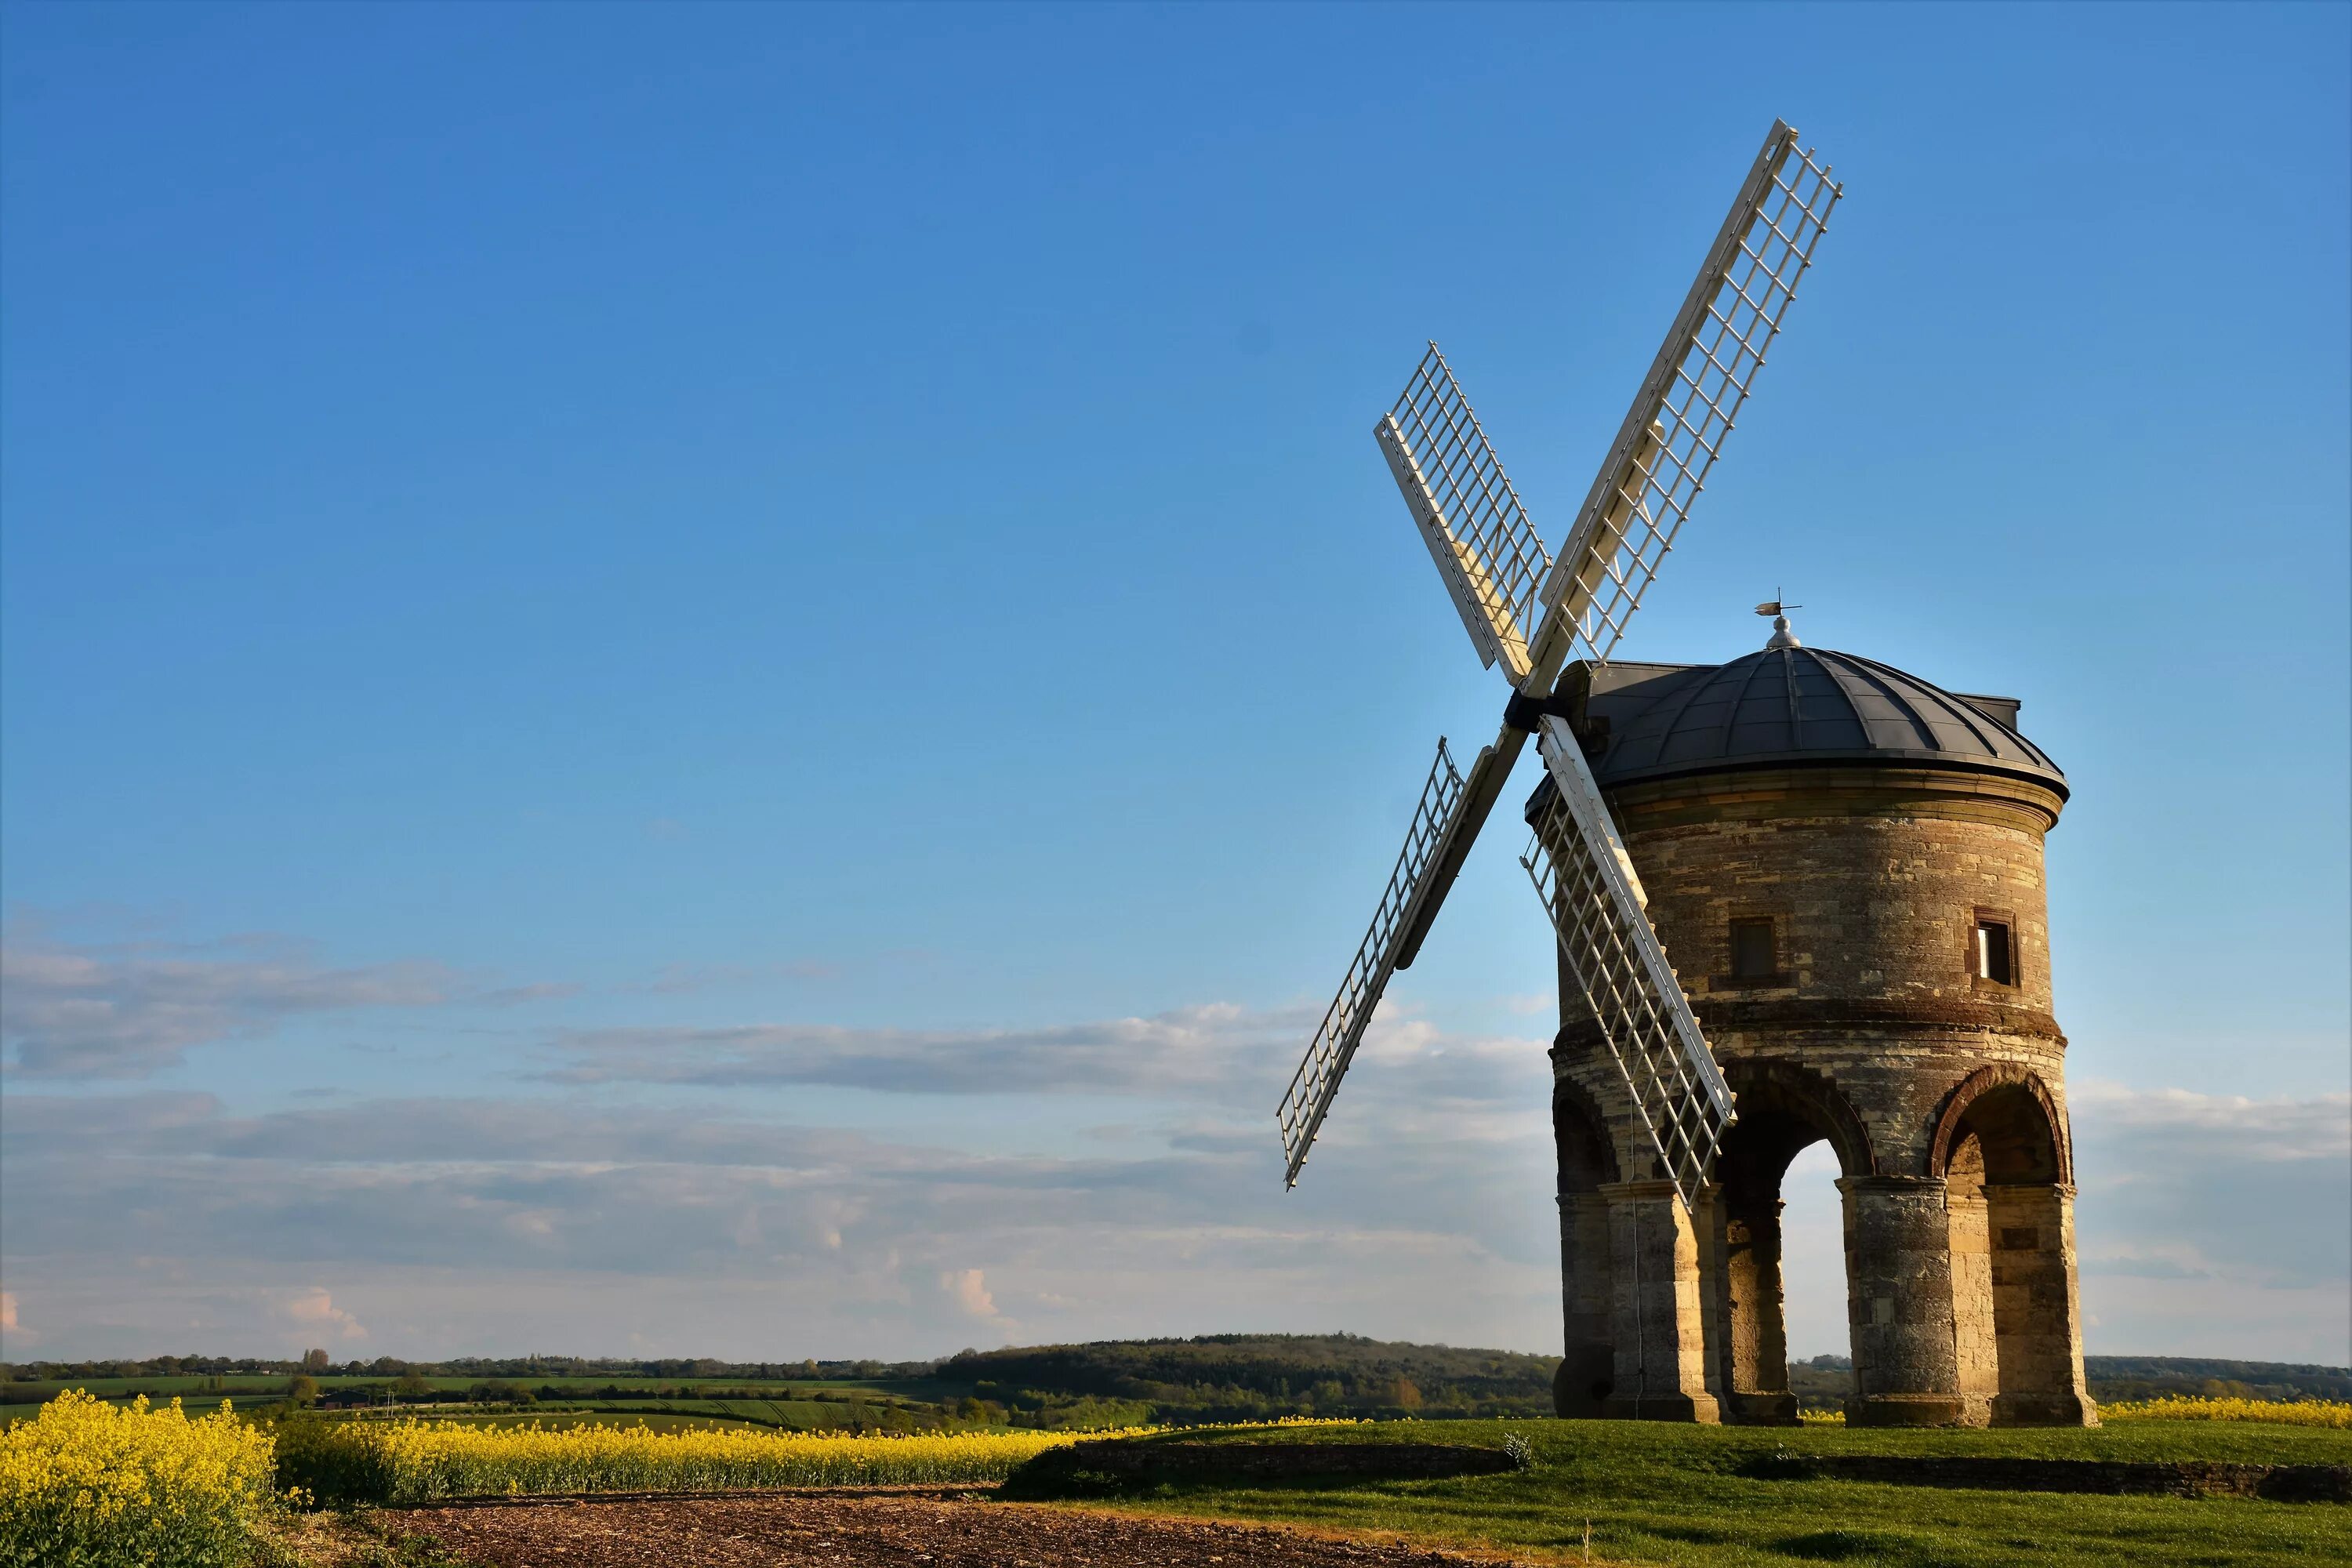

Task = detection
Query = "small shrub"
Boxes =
[269,1414,397,1508]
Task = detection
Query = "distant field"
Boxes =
[0,1376,975,1438]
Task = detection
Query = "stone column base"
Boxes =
[1603,1391,1722,1423]
[1553,1341,1616,1418]
[1992,1392,2100,1428]
[1724,1392,1800,1426]
[1846,1392,1973,1428]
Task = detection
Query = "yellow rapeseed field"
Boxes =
[367,1417,1156,1503]
[2101,1395,2352,1428]
[0,1390,279,1568]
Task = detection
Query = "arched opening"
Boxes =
[1710,1063,1874,1425]
[1777,1142,1851,1411]
[1553,1086,1620,1417]
[1933,1069,2092,1426]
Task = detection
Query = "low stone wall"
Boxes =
[1748,1453,2351,1503]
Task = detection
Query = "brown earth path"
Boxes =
[354,1491,1554,1567]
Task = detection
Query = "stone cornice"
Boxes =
[1605,764,2067,834]
[1552,996,2067,1054]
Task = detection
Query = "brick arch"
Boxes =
[1718,1058,1877,1178]
[1929,1064,2071,1185]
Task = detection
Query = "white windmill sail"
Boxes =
[1279,119,1840,1201]
[1276,738,1465,1186]
[1524,122,1842,687]
[1500,122,1838,1200]
[1523,717,1733,1207]
[1377,345,1552,686]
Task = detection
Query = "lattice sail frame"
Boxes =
[1277,738,1466,1186]
[1523,718,1733,1208]
[1538,125,1840,672]
[1377,346,1551,684]
[1282,121,1840,1198]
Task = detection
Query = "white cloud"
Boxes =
[941,1268,1004,1326]
[285,1288,368,1341]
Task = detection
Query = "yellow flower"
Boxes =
[347,1415,1360,1503]
[2101,1396,2350,1428]
[0,1389,278,1567]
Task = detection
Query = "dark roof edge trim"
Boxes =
[1596,749,2071,804]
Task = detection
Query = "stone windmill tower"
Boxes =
[1273,122,2093,1428]
[1543,624,2089,1428]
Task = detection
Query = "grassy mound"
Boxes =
[1007,1417,2352,1567]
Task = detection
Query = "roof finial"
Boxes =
[1755,590,1802,650]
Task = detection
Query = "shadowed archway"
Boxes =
[1932,1066,2093,1425]
[1710,1061,1876,1424]
[1552,1081,1621,1417]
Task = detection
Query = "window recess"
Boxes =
[1730,918,1778,980]
[1973,919,2014,986]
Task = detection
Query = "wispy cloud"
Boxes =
[0,1080,1563,1358]
[8,921,2340,1363]
[0,935,457,1080]
[2067,1079,2350,1304]
[2068,1080,2350,1161]
[534,1001,1552,1134]
[537,1003,1312,1098]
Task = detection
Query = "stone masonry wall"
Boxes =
[1547,761,2091,1425]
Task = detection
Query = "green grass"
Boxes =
[1036,1417,2352,1566]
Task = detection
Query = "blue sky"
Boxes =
[3,2,2345,1365]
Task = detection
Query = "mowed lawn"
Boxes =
[1048,1417,2352,1567]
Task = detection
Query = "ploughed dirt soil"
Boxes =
[347,1490,1541,1566]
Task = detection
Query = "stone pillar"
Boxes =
[1840,1175,1968,1427]
[1720,1196,1797,1425]
[1599,1180,1720,1422]
[1986,1183,2097,1426]
[1693,1182,1728,1410]
[1555,1193,1616,1417]
[1946,1181,1999,1425]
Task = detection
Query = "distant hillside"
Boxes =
[2082,1356,2352,1404]
[938,1334,1558,1421]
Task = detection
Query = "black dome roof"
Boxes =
[1577,646,2066,797]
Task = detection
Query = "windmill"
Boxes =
[1277,121,1842,1207]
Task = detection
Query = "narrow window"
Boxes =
[1730,918,1777,980]
[1973,920,2013,985]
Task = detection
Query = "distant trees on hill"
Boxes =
[940,1333,1559,1421]
[5,1340,2343,1419]
[1785,1354,2350,1411]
